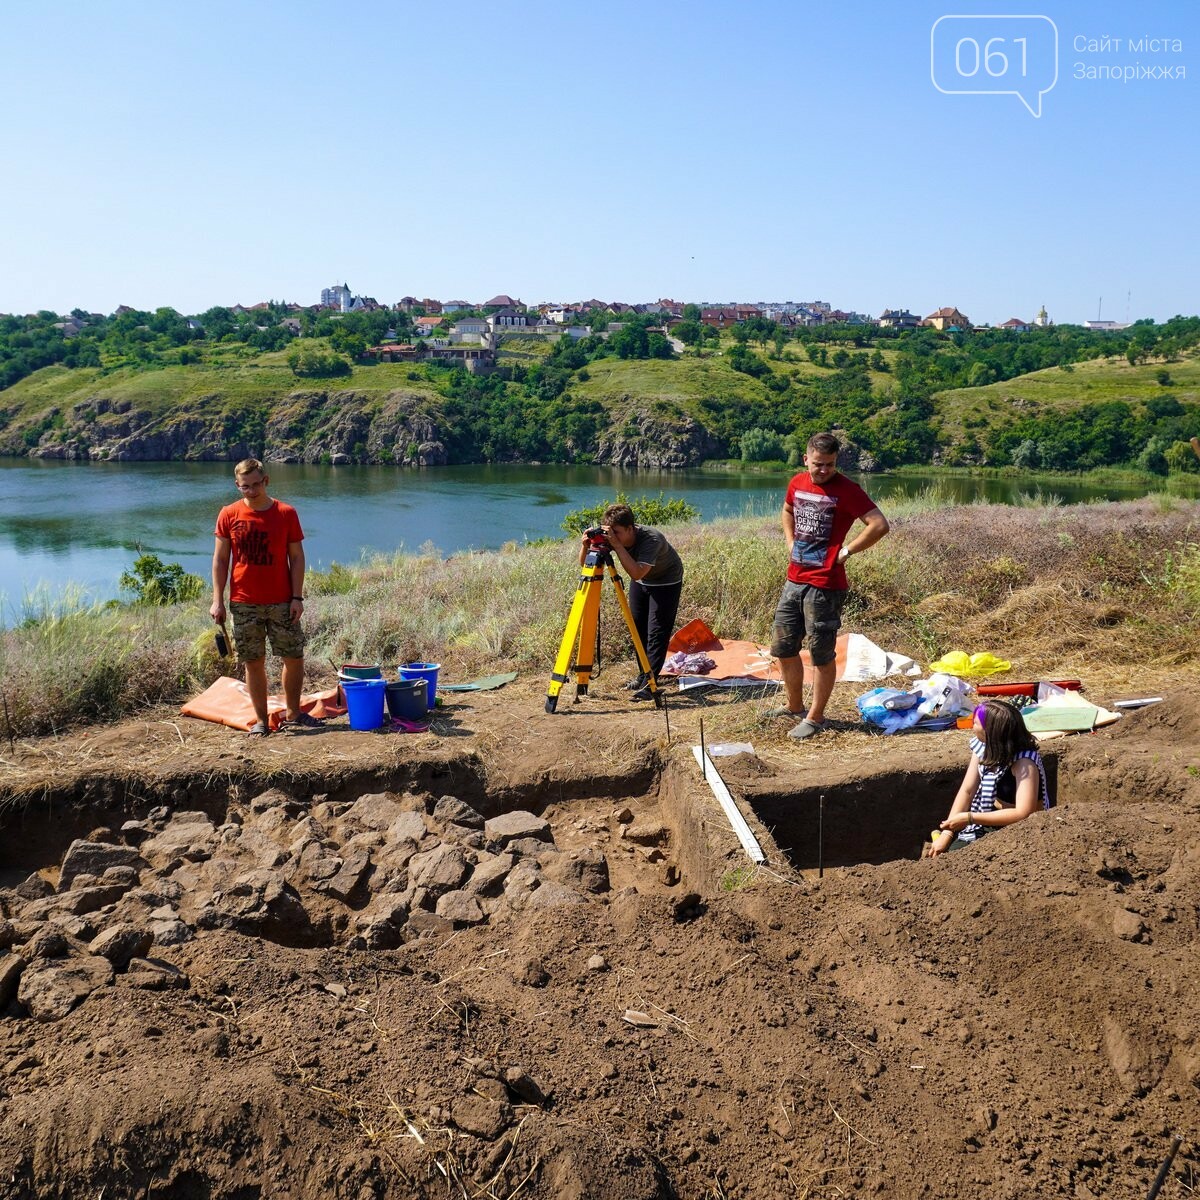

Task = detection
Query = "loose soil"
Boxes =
[0,669,1197,1199]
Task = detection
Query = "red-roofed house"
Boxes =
[482,294,522,311]
[923,306,972,331]
[1000,317,1031,332]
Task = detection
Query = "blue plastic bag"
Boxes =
[856,688,926,734]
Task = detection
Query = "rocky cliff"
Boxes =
[0,391,451,467]
[0,389,729,468]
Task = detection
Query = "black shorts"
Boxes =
[769,582,846,666]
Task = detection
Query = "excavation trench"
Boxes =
[0,743,1065,936]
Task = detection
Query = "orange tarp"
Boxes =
[180,676,347,732]
[664,620,850,682]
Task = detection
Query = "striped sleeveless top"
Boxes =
[959,736,1050,842]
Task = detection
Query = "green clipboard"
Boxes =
[1021,704,1097,733]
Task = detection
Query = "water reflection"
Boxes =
[0,457,1176,609]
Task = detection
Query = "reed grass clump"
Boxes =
[1,497,1197,738]
[0,590,206,738]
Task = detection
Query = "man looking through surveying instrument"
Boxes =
[769,432,889,740]
[579,504,683,701]
[211,458,313,736]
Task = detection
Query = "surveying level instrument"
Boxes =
[545,528,662,713]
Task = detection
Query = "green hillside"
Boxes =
[1,311,1198,474]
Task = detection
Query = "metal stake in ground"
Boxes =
[1146,1134,1182,1200]
[818,794,825,878]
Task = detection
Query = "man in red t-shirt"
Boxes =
[211,458,309,735]
[769,432,890,739]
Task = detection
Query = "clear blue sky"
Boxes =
[2,0,1196,324]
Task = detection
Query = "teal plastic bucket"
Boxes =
[342,678,386,730]
[399,662,440,709]
[385,678,427,721]
[340,664,383,681]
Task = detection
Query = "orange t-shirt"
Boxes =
[214,499,304,605]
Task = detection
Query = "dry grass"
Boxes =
[1,497,1197,739]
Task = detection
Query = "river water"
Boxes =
[0,458,1163,613]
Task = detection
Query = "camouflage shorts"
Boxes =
[230,602,306,663]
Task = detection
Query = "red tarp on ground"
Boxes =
[664,619,850,682]
[180,676,347,732]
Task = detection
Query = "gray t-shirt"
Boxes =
[630,527,683,586]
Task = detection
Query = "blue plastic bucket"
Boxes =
[385,678,427,721]
[399,662,440,709]
[342,678,386,730]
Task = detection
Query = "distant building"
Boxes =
[441,300,470,313]
[487,307,529,330]
[482,294,522,311]
[321,283,353,312]
[1000,317,1031,332]
[923,306,972,331]
[700,307,740,329]
[1034,305,1052,327]
[878,309,921,329]
[1084,319,1129,332]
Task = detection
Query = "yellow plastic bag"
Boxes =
[927,650,1012,679]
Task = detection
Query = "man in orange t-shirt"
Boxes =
[211,458,309,735]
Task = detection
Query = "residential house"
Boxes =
[395,296,419,312]
[365,344,421,362]
[700,307,740,329]
[414,315,444,338]
[450,316,487,344]
[421,299,443,314]
[657,299,685,318]
[878,309,921,329]
[280,318,302,336]
[482,294,522,311]
[487,307,529,330]
[923,306,972,331]
[441,301,470,313]
[999,318,1031,333]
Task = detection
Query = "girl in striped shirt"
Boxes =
[928,698,1050,857]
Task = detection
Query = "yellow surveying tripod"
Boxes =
[545,529,662,713]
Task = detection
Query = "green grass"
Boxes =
[4,493,1197,738]
[0,352,444,422]
[570,354,771,411]
[495,334,555,363]
[933,352,1200,441]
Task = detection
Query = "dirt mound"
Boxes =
[0,682,1197,1198]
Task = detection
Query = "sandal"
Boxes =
[248,721,270,736]
[765,706,807,721]
[281,712,322,730]
[788,718,826,741]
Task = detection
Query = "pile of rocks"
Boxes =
[0,789,618,1022]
